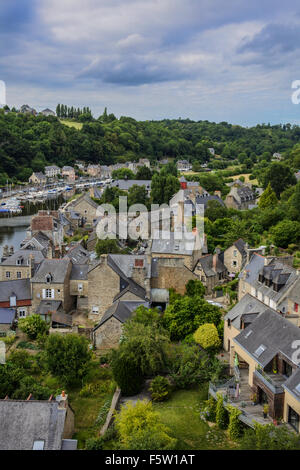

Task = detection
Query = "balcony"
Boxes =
[254,368,285,395]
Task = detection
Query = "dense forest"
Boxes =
[1,107,300,184]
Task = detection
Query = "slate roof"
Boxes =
[111,180,151,191]
[283,369,300,399]
[151,231,198,256]
[0,279,31,302]
[1,249,45,266]
[197,253,226,277]
[70,193,98,209]
[109,254,151,279]
[36,300,62,315]
[65,243,90,264]
[233,309,300,367]
[286,278,300,305]
[70,264,89,280]
[234,238,247,257]
[195,194,225,209]
[240,254,298,306]
[224,293,277,330]
[31,259,70,283]
[93,300,149,330]
[0,308,16,325]
[0,400,76,450]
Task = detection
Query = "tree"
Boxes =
[205,200,228,222]
[216,393,229,429]
[95,238,121,257]
[260,162,297,197]
[240,423,300,450]
[114,400,176,450]
[193,323,221,351]
[127,184,148,207]
[136,165,152,180]
[112,168,135,180]
[163,296,222,341]
[185,279,205,298]
[271,219,300,248]
[18,315,49,340]
[44,333,92,384]
[258,183,278,209]
[111,351,144,396]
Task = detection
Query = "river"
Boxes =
[0,226,28,258]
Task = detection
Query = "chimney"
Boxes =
[56,391,68,409]
[212,252,218,272]
[9,246,14,256]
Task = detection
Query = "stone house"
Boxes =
[0,393,77,450]
[176,160,192,171]
[69,264,89,312]
[87,254,150,321]
[223,239,247,275]
[0,249,44,281]
[151,257,198,296]
[100,165,112,179]
[93,300,149,349]
[30,211,64,248]
[29,172,46,185]
[64,193,98,225]
[45,165,61,178]
[31,259,74,320]
[40,108,56,117]
[61,166,75,182]
[87,164,101,178]
[229,309,300,429]
[0,278,32,319]
[194,251,227,294]
[225,181,257,210]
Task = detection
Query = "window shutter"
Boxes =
[42,289,46,299]
[51,289,55,299]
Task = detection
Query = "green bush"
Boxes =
[216,393,229,429]
[85,437,104,450]
[204,397,217,422]
[18,315,48,340]
[149,376,171,402]
[227,405,242,440]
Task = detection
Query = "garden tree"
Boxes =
[97,186,127,211]
[150,173,164,204]
[131,306,162,326]
[216,393,229,429]
[149,376,171,402]
[258,183,278,209]
[288,181,300,220]
[193,323,221,351]
[169,344,216,389]
[114,400,176,450]
[259,162,297,197]
[240,423,300,450]
[163,296,222,341]
[120,320,171,376]
[0,363,25,397]
[271,219,300,248]
[44,333,92,385]
[127,184,148,207]
[112,168,135,180]
[110,350,144,396]
[205,200,228,222]
[164,175,181,203]
[223,219,254,248]
[136,165,152,180]
[12,376,53,400]
[95,238,121,257]
[18,315,49,340]
[185,279,205,298]
[289,143,300,169]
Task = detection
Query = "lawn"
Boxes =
[153,385,236,450]
[60,119,83,130]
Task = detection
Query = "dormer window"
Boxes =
[16,257,22,265]
[46,273,53,283]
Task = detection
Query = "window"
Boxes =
[17,272,21,279]
[33,440,45,450]
[46,273,53,283]
[283,360,293,378]
[244,329,253,338]
[288,406,300,432]
[78,283,83,292]
[254,344,267,358]
[232,261,237,267]
[18,309,26,318]
[5,271,10,279]
[9,296,16,307]
[45,289,53,299]
[92,306,99,314]
[233,250,237,257]
[295,303,299,313]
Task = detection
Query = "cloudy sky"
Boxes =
[1,0,300,125]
